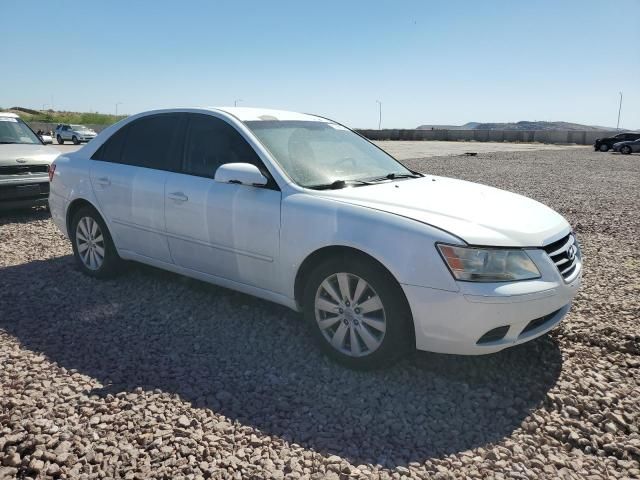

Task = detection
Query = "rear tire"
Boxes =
[599,144,609,152]
[72,135,80,145]
[621,145,632,155]
[70,206,122,278]
[303,255,412,369]
[57,135,64,145]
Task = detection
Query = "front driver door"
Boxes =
[164,113,281,292]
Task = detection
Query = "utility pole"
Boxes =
[115,102,123,117]
[376,100,382,129]
[616,92,623,130]
[234,99,243,107]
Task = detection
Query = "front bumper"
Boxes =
[403,248,581,355]
[0,175,50,209]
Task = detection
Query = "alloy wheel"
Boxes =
[314,272,387,357]
[75,216,105,270]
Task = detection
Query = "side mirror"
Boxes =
[214,163,268,187]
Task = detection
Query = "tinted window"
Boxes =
[92,126,128,162]
[120,114,183,170]
[183,114,261,178]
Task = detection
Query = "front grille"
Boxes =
[0,164,49,175]
[542,233,581,281]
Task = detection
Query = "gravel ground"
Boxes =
[1,148,638,479]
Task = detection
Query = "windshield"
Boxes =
[245,120,412,188]
[71,124,88,131]
[0,117,42,145]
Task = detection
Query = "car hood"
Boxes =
[313,176,570,247]
[0,144,60,166]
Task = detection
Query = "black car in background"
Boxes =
[594,132,640,152]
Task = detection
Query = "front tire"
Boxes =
[599,144,609,152]
[621,145,632,155]
[70,206,121,278]
[303,256,412,369]
[57,135,64,145]
[72,135,80,145]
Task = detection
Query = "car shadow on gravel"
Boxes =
[0,256,563,468]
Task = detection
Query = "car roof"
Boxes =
[207,107,328,123]
[0,112,20,118]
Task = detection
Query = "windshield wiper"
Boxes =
[307,179,373,190]
[365,172,423,183]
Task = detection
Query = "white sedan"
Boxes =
[48,107,581,369]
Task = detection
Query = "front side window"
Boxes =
[0,117,42,145]
[244,120,412,188]
[183,114,261,178]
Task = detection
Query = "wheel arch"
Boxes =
[66,198,103,235]
[293,245,415,343]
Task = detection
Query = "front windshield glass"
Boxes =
[0,117,42,145]
[71,124,88,131]
[245,120,412,187]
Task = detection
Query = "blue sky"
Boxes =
[2,0,639,129]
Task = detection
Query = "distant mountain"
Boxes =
[417,121,616,131]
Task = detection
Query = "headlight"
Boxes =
[437,244,541,282]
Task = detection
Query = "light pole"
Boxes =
[234,99,243,107]
[616,92,623,130]
[376,100,382,130]
[42,104,49,111]
[115,102,123,117]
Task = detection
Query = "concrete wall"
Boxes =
[25,121,615,146]
[356,129,618,145]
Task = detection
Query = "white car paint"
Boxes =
[49,107,581,356]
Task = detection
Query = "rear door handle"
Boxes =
[96,177,111,186]
[168,191,189,202]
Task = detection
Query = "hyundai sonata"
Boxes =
[49,107,581,368]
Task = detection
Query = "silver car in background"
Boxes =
[0,112,59,209]
[55,124,97,145]
[612,138,640,155]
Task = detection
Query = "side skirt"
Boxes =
[118,249,300,311]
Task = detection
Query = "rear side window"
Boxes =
[92,126,128,162]
[183,114,261,178]
[121,114,182,170]
[92,114,183,171]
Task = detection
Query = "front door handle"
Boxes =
[168,191,189,203]
[96,177,111,186]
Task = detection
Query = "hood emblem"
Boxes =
[567,244,576,261]
[16,158,27,163]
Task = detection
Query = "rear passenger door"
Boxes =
[90,113,184,263]
[164,113,282,292]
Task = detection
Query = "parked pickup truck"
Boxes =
[55,124,97,145]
